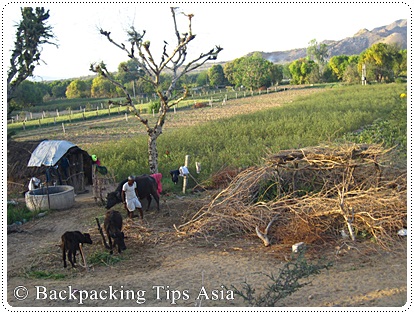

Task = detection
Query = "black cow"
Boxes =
[61,231,93,268]
[104,210,126,254]
[106,175,160,211]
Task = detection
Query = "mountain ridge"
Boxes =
[253,19,407,63]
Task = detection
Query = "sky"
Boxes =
[3,1,410,81]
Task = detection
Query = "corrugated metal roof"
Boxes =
[27,140,77,167]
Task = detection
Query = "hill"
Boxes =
[251,19,407,63]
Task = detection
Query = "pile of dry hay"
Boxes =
[179,144,406,249]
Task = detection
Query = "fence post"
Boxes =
[62,123,66,134]
[125,112,128,121]
[182,155,190,194]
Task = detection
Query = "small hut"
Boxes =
[27,140,92,193]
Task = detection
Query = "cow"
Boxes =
[104,210,126,254]
[106,175,160,212]
[61,231,93,268]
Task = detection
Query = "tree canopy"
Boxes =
[7,7,56,116]
[224,53,283,90]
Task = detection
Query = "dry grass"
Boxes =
[179,143,406,250]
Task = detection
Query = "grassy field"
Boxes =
[9,83,407,192]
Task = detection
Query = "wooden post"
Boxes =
[30,112,33,119]
[182,155,189,194]
[56,109,59,117]
[125,113,128,121]
[361,63,367,85]
[62,122,66,134]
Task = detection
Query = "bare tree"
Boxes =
[90,7,223,174]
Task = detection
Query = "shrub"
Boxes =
[148,100,161,113]
[228,250,332,306]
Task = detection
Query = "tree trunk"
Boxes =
[148,129,160,174]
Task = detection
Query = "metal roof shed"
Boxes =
[27,140,92,193]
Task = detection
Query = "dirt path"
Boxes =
[6,190,408,308]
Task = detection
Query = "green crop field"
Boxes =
[9,83,407,192]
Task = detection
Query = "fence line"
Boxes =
[8,85,292,128]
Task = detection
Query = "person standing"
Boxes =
[121,176,143,219]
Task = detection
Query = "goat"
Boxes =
[104,210,127,254]
[61,231,93,268]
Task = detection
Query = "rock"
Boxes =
[292,242,305,253]
[397,228,407,236]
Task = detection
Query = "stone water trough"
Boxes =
[25,185,75,211]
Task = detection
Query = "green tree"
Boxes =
[240,53,274,90]
[50,80,71,98]
[270,64,284,85]
[223,57,244,87]
[208,64,227,87]
[307,39,329,81]
[342,63,360,84]
[289,58,317,84]
[9,80,44,110]
[91,76,118,98]
[282,63,292,80]
[328,55,351,81]
[91,8,223,174]
[224,53,280,90]
[7,7,56,116]
[65,79,91,99]
[394,49,407,78]
[196,70,209,87]
[358,43,401,82]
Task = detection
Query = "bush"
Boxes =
[7,202,45,225]
[148,100,161,113]
[229,250,332,306]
